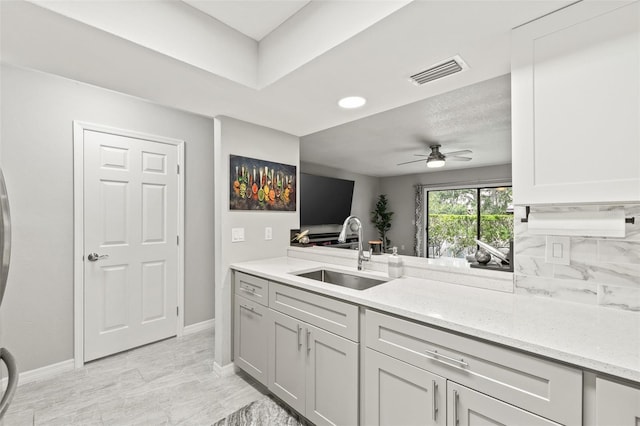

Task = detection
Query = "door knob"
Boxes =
[87,253,109,262]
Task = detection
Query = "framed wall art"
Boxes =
[229,154,297,211]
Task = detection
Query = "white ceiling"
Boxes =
[0,0,573,177]
[182,0,311,41]
[302,74,512,177]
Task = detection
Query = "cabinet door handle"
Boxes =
[240,304,255,312]
[453,389,459,426]
[297,325,302,350]
[424,349,469,368]
[432,380,438,421]
[306,329,311,355]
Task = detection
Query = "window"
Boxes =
[426,186,513,259]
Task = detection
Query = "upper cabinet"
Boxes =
[512,1,640,205]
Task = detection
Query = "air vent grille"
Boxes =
[409,55,468,86]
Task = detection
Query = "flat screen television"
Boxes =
[300,173,354,226]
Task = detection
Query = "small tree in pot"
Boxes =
[371,194,394,252]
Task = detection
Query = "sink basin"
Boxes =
[294,269,388,291]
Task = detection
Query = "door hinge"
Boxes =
[177,235,179,245]
[177,164,180,174]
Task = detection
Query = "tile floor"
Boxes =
[3,330,266,425]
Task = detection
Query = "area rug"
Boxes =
[213,396,306,426]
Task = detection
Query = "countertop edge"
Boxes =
[230,258,640,384]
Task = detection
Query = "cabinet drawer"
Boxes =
[366,310,581,425]
[234,271,268,306]
[269,282,359,341]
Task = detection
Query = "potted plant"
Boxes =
[371,194,394,252]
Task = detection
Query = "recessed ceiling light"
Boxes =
[338,96,366,109]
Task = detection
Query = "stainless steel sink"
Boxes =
[295,269,388,291]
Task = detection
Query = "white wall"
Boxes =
[0,65,216,372]
[214,116,299,368]
[300,162,380,243]
[379,164,512,255]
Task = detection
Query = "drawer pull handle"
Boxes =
[240,285,256,294]
[432,380,438,421]
[453,389,459,426]
[241,304,255,313]
[306,329,311,355]
[297,325,302,350]
[424,349,469,368]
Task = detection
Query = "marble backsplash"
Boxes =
[514,204,640,312]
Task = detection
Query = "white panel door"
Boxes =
[268,309,306,415]
[305,323,358,426]
[84,129,178,361]
[234,295,268,385]
[447,382,561,426]
[596,377,640,425]
[364,348,445,426]
[512,1,640,204]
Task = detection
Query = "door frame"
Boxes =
[72,121,185,368]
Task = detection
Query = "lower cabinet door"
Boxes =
[305,323,358,426]
[365,348,446,426]
[596,377,640,425]
[234,296,268,384]
[447,382,561,426]
[268,309,306,414]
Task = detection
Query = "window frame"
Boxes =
[422,183,513,259]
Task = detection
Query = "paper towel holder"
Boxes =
[520,206,635,224]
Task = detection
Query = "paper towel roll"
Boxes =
[527,209,626,238]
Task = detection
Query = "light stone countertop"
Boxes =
[231,256,640,384]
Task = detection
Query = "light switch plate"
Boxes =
[265,227,273,240]
[231,227,245,243]
[545,236,570,265]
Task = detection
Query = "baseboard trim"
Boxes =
[183,318,215,335]
[1,358,75,388]
[213,361,235,377]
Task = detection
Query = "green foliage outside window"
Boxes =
[428,214,513,258]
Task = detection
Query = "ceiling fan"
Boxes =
[398,144,472,168]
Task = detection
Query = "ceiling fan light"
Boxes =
[427,158,445,168]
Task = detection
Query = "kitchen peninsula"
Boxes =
[232,245,640,425]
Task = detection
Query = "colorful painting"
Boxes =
[229,155,297,211]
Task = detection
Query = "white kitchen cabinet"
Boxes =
[365,309,582,425]
[233,295,269,385]
[447,382,561,426]
[306,322,358,426]
[268,304,358,426]
[268,308,306,414]
[364,348,446,426]
[512,1,640,205]
[596,377,640,425]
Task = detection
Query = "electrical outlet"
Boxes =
[265,227,273,240]
[231,227,245,242]
[545,236,570,265]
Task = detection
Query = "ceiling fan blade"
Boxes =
[447,156,472,161]
[413,154,430,157]
[397,158,427,165]
[443,149,472,157]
